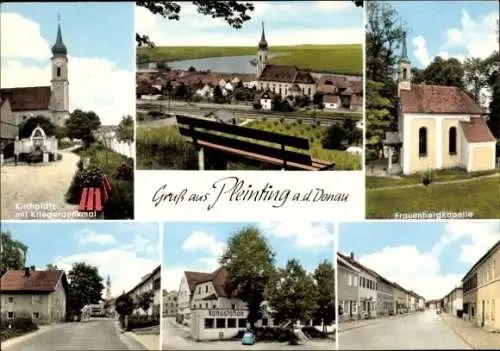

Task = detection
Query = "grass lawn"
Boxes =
[367,177,500,219]
[137,44,363,75]
[367,169,500,189]
[137,120,361,170]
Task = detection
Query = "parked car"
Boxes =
[241,331,255,345]
[436,308,442,314]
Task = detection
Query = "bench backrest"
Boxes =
[176,115,313,166]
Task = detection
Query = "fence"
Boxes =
[106,138,135,159]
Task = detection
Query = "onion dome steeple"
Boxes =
[52,15,67,56]
[258,21,268,50]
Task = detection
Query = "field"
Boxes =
[136,120,361,170]
[366,176,500,219]
[137,44,363,75]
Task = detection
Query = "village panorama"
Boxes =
[136,3,364,172]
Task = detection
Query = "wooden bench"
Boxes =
[79,176,112,214]
[176,115,335,171]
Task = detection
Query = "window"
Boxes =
[308,87,311,96]
[354,277,358,287]
[57,67,61,77]
[228,318,236,328]
[348,274,352,287]
[216,318,226,328]
[352,302,358,314]
[8,312,14,318]
[402,68,407,80]
[232,304,236,310]
[419,127,427,157]
[205,285,208,293]
[198,287,201,294]
[449,127,457,155]
[32,312,39,319]
[199,304,201,308]
[492,300,495,321]
[8,297,14,303]
[204,318,214,329]
[205,303,208,309]
[262,318,268,327]
[32,295,41,303]
[238,318,247,328]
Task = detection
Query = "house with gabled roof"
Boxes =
[393,32,496,175]
[0,267,69,323]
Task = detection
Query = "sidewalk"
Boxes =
[127,332,160,350]
[1,323,66,349]
[440,312,500,349]
[338,313,410,332]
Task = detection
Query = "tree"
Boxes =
[188,66,196,72]
[117,115,134,142]
[0,231,28,277]
[365,80,393,159]
[488,75,500,138]
[65,109,101,148]
[136,1,255,47]
[19,116,58,139]
[115,293,135,329]
[67,262,104,315]
[352,0,363,7]
[313,92,324,105]
[265,259,319,327]
[46,263,59,271]
[411,67,425,84]
[174,83,188,100]
[323,123,347,150]
[219,226,275,329]
[137,291,154,314]
[421,56,464,89]
[213,85,224,103]
[313,261,335,334]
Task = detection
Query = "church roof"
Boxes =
[400,84,485,115]
[460,118,496,143]
[52,23,67,56]
[258,21,268,50]
[0,87,52,112]
[258,64,315,84]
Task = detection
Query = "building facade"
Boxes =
[0,268,69,323]
[376,276,395,316]
[337,253,361,321]
[128,265,161,317]
[163,290,178,317]
[462,240,499,332]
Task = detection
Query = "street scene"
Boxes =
[0,222,160,350]
[365,0,500,219]
[338,221,500,350]
[0,3,135,220]
[162,222,336,349]
[135,1,364,171]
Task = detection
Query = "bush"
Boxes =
[57,154,63,161]
[127,316,159,331]
[26,149,43,163]
[103,178,134,219]
[422,170,433,186]
[0,317,38,342]
[77,165,104,188]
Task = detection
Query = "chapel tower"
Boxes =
[105,275,111,300]
[257,21,269,78]
[50,15,70,126]
[398,31,412,95]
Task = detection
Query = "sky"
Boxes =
[1,222,160,298]
[339,221,499,301]
[391,0,499,68]
[136,1,363,46]
[163,222,335,292]
[0,2,135,125]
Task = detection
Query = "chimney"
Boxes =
[24,267,30,277]
[350,252,354,260]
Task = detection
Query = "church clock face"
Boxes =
[54,59,64,67]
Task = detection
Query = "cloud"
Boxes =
[316,1,352,11]
[261,222,335,249]
[412,35,431,67]
[182,231,225,257]
[77,228,116,245]
[435,51,467,63]
[354,222,499,300]
[55,248,159,298]
[135,3,363,46]
[0,12,51,60]
[122,234,159,253]
[441,9,498,59]
[0,12,134,125]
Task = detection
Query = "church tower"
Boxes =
[50,16,69,127]
[398,32,411,95]
[105,275,111,300]
[257,21,269,78]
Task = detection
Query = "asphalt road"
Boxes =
[3,320,147,351]
[339,311,472,350]
[162,317,335,350]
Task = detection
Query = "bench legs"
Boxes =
[198,147,205,171]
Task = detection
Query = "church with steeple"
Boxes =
[255,21,316,100]
[0,18,70,132]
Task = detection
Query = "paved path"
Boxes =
[1,147,81,220]
[2,320,147,351]
[339,310,472,350]
[368,173,500,191]
[162,317,335,350]
[440,312,500,349]
[127,332,160,350]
